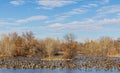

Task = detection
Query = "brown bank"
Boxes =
[0,56,120,70]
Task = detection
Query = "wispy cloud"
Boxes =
[92,5,120,19]
[97,5,120,15]
[0,26,33,36]
[97,0,110,4]
[45,18,120,31]
[0,15,48,26]
[43,21,102,31]
[16,15,48,23]
[10,0,25,6]
[118,13,120,16]
[65,8,87,15]
[0,21,16,26]
[46,8,87,23]
[0,22,10,25]
[102,0,110,4]
[82,3,98,8]
[82,0,109,8]
[36,0,77,10]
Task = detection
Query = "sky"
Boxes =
[0,0,120,42]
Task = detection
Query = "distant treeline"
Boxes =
[0,31,120,59]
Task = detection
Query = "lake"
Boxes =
[0,69,119,73]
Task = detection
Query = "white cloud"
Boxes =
[103,0,110,3]
[48,23,63,28]
[82,3,98,8]
[0,26,33,36]
[97,18,120,25]
[93,5,120,19]
[16,15,48,23]
[46,8,87,23]
[97,5,120,15]
[10,0,25,6]
[0,15,48,25]
[66,8,87,15]
[45,18,120,31]
[0,22,15,25]
[98,0,110,4]
[118,13,120,16]
[46,16,68,23]
[46,23,65,30]
[37,0,77,10]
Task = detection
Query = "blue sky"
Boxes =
[0,0,120,41]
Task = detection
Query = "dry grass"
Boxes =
[41,56,71,61]
[108,54,120,57]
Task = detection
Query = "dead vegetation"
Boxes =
[0,32,120,59]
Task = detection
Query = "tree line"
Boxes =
[0,31,120,59]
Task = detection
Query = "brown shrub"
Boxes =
[44,38,61,58]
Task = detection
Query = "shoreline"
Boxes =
[0,56,120,70]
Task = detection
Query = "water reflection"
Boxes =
[0,69,119,73]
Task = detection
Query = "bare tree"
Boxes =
[63,34,77,59]
[64,33,76,44]
[22,31,34,41]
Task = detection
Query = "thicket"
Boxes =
[0,32,120,59]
